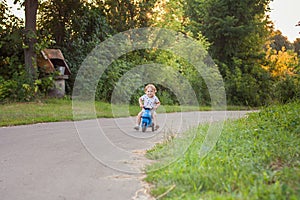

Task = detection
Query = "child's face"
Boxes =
[146,88,155,97]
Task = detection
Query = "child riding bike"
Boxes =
[134,84,160,131]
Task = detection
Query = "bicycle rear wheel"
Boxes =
[142,123,147,132]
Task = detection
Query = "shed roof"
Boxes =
[37,49,71,75]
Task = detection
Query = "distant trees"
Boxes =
[269,30,293,51]
[0,1,24,80]
[0,0,39,102]
[104,0,157,32]
[294,39,300,56]
[0,0,30,101]
[185,0,274,105]
[0,0,299,105]
[263,45,298,77]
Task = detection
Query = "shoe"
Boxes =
[134,125,140,130]
[155,125,159,130]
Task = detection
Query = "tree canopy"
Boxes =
[0,0,299,105]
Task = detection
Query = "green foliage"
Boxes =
[225,65,273,106]
[38,0,112,95]
[156,89,177,105]
[1,0,299,106]
[262,45,300,104]
[198,0,271,65]
[0,74,33,102]
[0,0,24,79]
[152,49,211,105]
[104,0,157,32]
[0,1,32,102]
[294,39,300,56]
[270,30,294,52]
[93,46,212,106]
[96,58,136,102]
[185,0,273,106]
[0,70,58,103]
[152,0,186,32]
[272,75,300,104]
[145,101,300,199]
[0,1,57,102]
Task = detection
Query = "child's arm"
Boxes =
[154,101,160,110]
[139,97,144,108]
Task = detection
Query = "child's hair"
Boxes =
[144,84,157,93]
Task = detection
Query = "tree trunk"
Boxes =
[24,0,38,82]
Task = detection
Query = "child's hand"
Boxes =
[139,104,144,108]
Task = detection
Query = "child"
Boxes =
[134,84,160,130]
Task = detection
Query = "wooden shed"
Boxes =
[37,49,71,97]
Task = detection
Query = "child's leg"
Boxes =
[152,111,159,130]
[134,111,142,129]
[137,111,142,125]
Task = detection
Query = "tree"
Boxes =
[38,0,113,95]
[23,0,38,82]
[0,0,24,79]
[104,0,157,32]
[269,30,293,51]
[38,0,82,47]
[202,0,270,71]
[294,38,300,56]
[185,0,273,106]
[262,45,300,103]
[262,45,299,78]
[151,0,187,32]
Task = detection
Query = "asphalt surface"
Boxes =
[0,111,253,200]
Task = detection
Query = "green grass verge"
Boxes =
[0,98,251,127]
[145,101,300,199]
[0,99,73,126]
[0,98,128,126]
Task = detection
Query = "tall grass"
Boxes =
[145,101,300,199]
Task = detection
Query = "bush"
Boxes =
[0,74,33,103]
[272,75,300,104]
[0,69,57,103]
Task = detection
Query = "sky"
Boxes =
[5,0,300,42]
[269,0,300,42]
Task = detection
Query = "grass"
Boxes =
[145,101,300,199]
[0,99,73,126]
[0,98,119,126]
[0,98,251,127]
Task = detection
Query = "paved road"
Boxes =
[0,111,252,200]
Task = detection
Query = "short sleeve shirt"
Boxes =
[141,94,160,109]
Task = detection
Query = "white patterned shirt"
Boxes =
[140,94,160,109]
